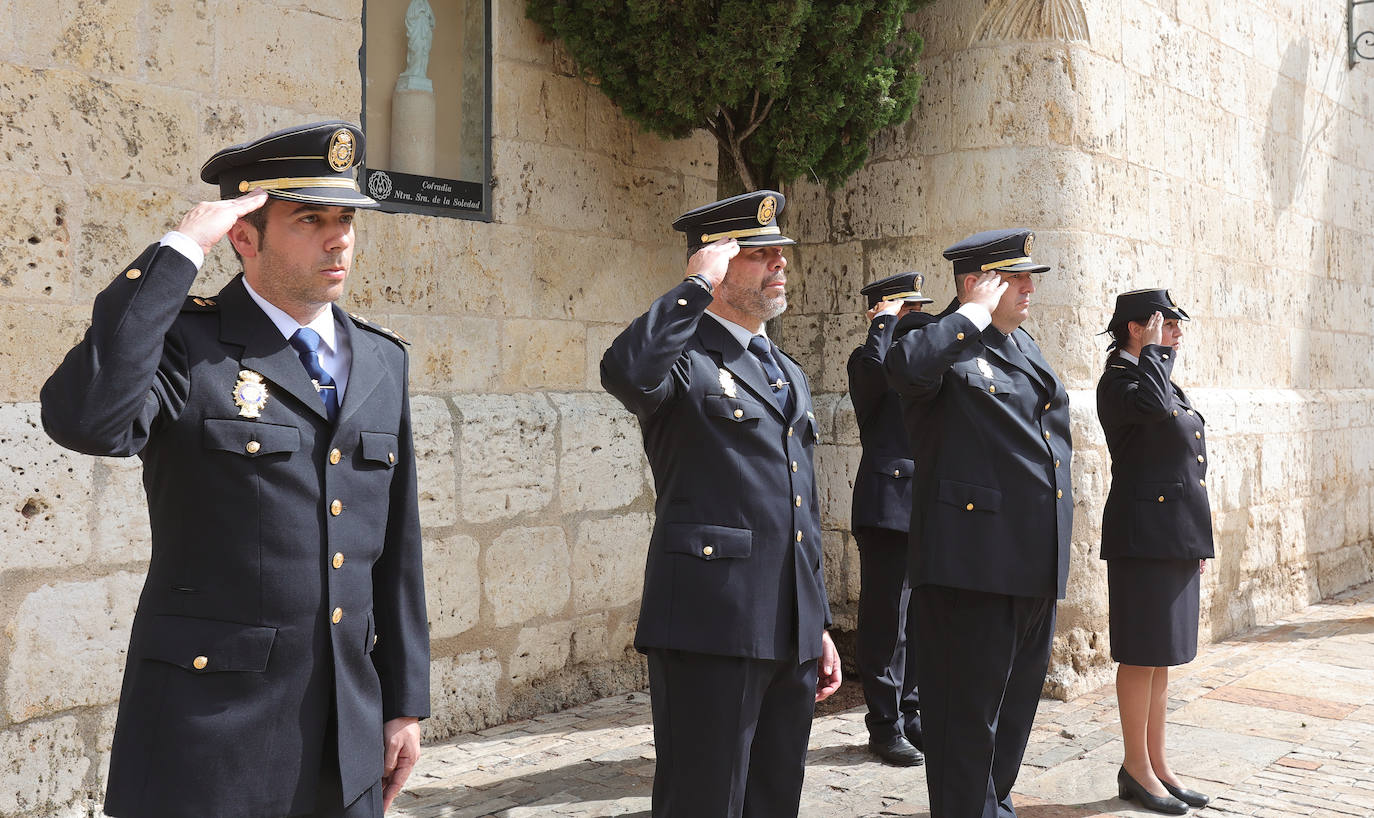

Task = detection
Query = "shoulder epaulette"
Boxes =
[182,295,219,312]
[347,312,410,345]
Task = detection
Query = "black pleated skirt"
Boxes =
[1107,557,1200,667]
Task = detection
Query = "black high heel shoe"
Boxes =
[1162,779,1210,808]
[1117,766,1189,815]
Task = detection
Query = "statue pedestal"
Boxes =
[391,82,436,176]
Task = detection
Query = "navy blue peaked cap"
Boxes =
[1106,288,1190,333]
[673,190,796,253]
[943,228,1049,276]
[200,121,377,208]
[860,272,934,308]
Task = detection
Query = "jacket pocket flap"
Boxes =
[142,615,277,673]
[664,523,752,560]
[704,395,766,423]
[962,371,1012,394]
[203,419,300,457]
[938,479,1003,512]
[360,431,400,467]
[1136,481,1184,502]
[871,457,915,478]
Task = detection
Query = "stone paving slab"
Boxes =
[395,582,1374,817]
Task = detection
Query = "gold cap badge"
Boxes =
[756,196,777,225]
[327,129,355,172]
[1024,233,1035,255]
[233,370,269,419]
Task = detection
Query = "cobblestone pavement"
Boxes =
[395,583,1374,817]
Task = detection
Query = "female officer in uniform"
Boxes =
[1097,289,1214,814]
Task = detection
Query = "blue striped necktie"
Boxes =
[288,328,339,422]
[747,334,795,417]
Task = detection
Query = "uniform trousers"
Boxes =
[913,585,1055,818]
[855,527,921,743]
[292,693,383,818]
[646,648,819,818]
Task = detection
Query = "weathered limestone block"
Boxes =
[584,84,637,165]
[0,172,73,303]
[531,233,676,324]
[500,319,586,390]
[484,526,571,627]
[0,717,89,817]
[508,620,576,686]
[790,241,863,316]
[570,513,652,613]
[214,2,359,112]
[822,530,859,624]
[815,443,861,532]
[832,158,930,242]
[425,533,481,640]
[950,46,1078,151]
[453,394,557,523]
[493,62,586,146]
[11,0,140,77]
[411,396,457,527]
[569,612,612,665]
[424,649,503,741]
[387,315,501,393]
[93,455,153,566]
[828,393,860,448]
[5,572,144,722]
[491,140,612,234]
[143,1,216,91]
[820,313,868,395]
[0,403,94,572]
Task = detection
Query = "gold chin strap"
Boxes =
[980,256,1031,271]
[699,226,781,243]
[238,177,360,193]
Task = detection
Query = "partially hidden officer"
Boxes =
[601,189,841,817]
[40,122,429,818]
[847,272,933,767]
[884,229,1072,818]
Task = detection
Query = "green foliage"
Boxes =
[526,0,931,190]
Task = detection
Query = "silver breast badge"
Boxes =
[718,368,737,398]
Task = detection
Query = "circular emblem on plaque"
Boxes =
[232,370,269,419]
[367,170,393,200]
[756,195,777,225]
[1024,232,1035,255]
[327,129,355,172]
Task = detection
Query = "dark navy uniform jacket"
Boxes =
[601,280,831,662]
[848,313,934,533]
[1097,345,1215,561]
[884,300,1073,599]
[40,244,430,818]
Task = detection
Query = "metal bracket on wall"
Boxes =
[1352,0,1374,67]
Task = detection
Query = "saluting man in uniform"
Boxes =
[847,272,933,767]
[601,190,842,818]
[41,122,429,818]
[884,229,1072,818]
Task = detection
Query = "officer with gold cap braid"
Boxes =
[884,229,1073,818]
[602,189,841,818]
[41,122,428,818]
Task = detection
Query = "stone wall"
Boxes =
[0,1,713,813]
[779,0,1374,699]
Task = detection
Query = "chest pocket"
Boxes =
[704,395,768,424]
[203,419,300,458]
[962,370,1013,398]
[360,432,399,468]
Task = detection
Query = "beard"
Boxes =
[717,273,787,322]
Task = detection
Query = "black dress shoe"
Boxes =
[868,735,925,766]
[1117,766,1188,815]
[1162,780,1209,808]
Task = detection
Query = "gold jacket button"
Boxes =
[125,268,142,280]
[329,448,342,465]
[1187,409,1195,415]
[788,427,794,437]
[702,545,714,556]
[245,440,260,454]
[893,470,901,477]
[677,298,688,306]
[1199,479,1206,487]
[988,385,996,393]
[734,409,744,418]
[1162,353,1169,360]
[1197,455,1205,463]
[332,607,343,624]
[1172,410,1179,416]
[965,502,974,511]
[1044,402,1051,411]
[877,322,885,330]
[791,461,798,472]
[795,495,803,507]
[1054,459,1061,468]
[330,499,343,516]
[192,655,208,670]
[388,452,396,464]
[1158,496,1166,503]
[1057,489,1063,499]
[796,530,803,542]
[332,552,345,569]
[956,332,965,340]
[1195,432,1201,440]
[1043,431,1051,441]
